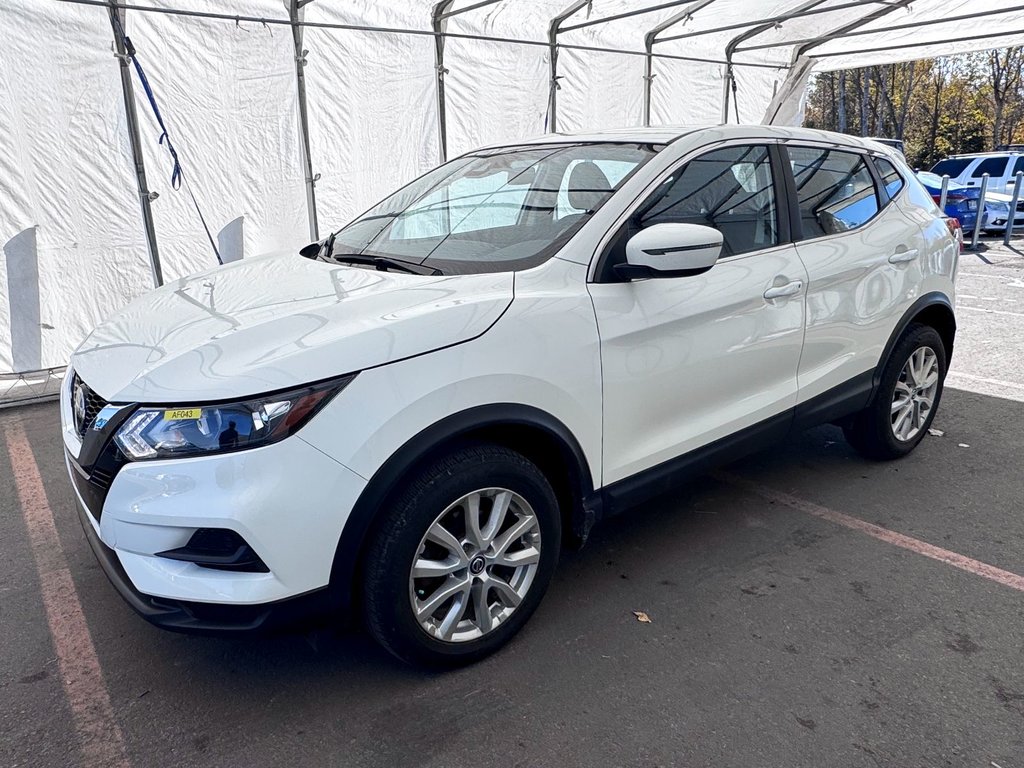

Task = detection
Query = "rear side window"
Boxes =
[1013,157,1024,176]
[971,156,1009,178]
[930,158,972,178]
[788,147,880,238]
[874,157,905,202]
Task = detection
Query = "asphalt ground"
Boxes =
[2,240,1024,768]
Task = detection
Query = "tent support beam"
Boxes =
[737,2,1024,53]
[643,0,720,126]
[290,0,318,242]
[432,0,502,162]
[432,0,454,163]
[721,0,832,124]
[547,0,591,134]
[67,1,786,69]
[813,26,1024,60]
[562,0,708,34]
[762,0,912,125]
[107,0,163,287]
[659,0,892,44]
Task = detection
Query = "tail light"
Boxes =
[944,216,963,251]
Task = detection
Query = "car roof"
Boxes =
[945,152,1022,159]
[479,124,892,151]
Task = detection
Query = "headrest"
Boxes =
[567,161,613,213]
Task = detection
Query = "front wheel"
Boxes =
[362,445,560,666]
[843,323,947,460]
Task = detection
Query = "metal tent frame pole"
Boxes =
[736,3,1024,54]
[657,0,892,44]
[643,0,719,127]
[108,0,163,287]
[761,0,912,124]
[290,0,319,242]
[720,0,831,124]
[432,0,455,163]
[432,0,503,163]
[547,0,591,134]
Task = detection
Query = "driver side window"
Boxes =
[638,145,779,258]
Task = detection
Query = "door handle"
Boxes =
[763,280,803,300]
[888,248,919,264]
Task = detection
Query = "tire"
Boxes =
[362,444,560,667]
[843,323,947,460]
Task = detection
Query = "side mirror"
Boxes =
[615,223,723,281]
[299,241,322,259]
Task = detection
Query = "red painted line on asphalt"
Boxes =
[4,421,130,768]
[716,471,1024,593]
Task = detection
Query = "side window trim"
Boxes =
[783,144,884,244]
[592,139,790,283]
[866,154,904,208]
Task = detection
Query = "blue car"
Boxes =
[916,172,980,231]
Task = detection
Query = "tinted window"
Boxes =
[789,147,879,238]
[1013,157,1024,176]
[332,143,657,275]
[930,158,972,177]
[972,157,1009,178]
[875,157,905,202]
[637,145,778,257]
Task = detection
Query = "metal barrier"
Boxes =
[970,172,989,250]
[0,367,65,409]
[1005,170,1024,246]
[938,174,949,211]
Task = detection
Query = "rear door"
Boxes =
[964,155,1011,188]
[786,145,927,406]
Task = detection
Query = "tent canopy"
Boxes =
[2,0,1021,385]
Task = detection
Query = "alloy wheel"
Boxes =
[408,488,541,643]
[891,345,940,442]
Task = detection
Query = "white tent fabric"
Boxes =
[3,0,1024,384]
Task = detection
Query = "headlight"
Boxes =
[114,375,355,460]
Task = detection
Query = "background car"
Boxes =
[930,152,1024,193]
[868,137,906,158]
[916,171,1021,234]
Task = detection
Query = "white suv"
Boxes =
[931,152,1024,193]
[63,126,957,665]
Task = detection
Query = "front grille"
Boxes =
[71,373,109,437]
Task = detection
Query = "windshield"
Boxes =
[930,158,973,178]
[329,143,659,275]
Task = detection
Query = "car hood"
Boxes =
[71,253,513,403]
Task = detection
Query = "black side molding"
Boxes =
[600,411,793,516]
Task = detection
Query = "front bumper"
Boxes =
[74,496,334,633]
[65,422,368,631]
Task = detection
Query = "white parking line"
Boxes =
[955,305,1024,319]
[946,371,1024,392]
[4,421,130,768]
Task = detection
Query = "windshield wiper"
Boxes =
[328,253,443,276]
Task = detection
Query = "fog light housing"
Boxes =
[157,528,269,573]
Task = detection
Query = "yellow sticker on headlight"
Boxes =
[164,408,202,421]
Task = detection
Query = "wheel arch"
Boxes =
[874,292,956,394]
[328,404,597,616]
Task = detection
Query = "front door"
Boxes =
[590,144,807,486]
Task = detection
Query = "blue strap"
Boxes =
[112,13,222,264]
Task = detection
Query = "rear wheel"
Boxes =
[362,445,560,666]
[843,323,946,460]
